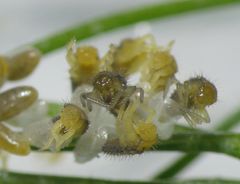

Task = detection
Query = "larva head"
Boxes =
[93,71,127,104]
[7,48,41,80]
[50,103,88,151]
[0,56,9,87]
[184,77,217,109]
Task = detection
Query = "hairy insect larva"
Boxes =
[102,34,156,77]
[0,86,38,121]
[0,124,30,155]
[140,50,177,94]
[0,56,9,87]
[6,47,41,80]
[103,121,158,155]
[43,103,88,151]
[109,101,158,154]
[170,76,217,126]
[66,40,100,89]
[81,71,144,115]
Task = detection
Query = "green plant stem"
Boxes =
[153,108,240,179]
[32,0,240,55]
[45,103,240,170]
[154,132,240,159]
[44,103,240,159]
[31,126,240,160]
[1,171,240,184]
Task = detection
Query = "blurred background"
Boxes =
[0,0,240,180]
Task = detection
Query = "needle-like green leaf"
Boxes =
[1,171,240,184]
[32,0,240,55]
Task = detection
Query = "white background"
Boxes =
[1,0,240,181]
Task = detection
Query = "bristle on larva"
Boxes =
[102,139,143,156]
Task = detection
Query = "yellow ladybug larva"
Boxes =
[43,103,89,151]
[170,76,217,126]
[66,40,100,90]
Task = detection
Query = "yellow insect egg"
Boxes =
[0,86,38,121]
[140,49,178,94]
[66,40,100,88]
[44,103,88,151]
[7,47,41,80]
[0,124,30,156]
[0,56,9,87]
[102,34,157,77]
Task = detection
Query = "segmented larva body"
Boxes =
[170,76,217,127]
[6,47,41,81]
[0,56,9,87]
[0,86,38,121]
[66,40,100,89]
[102,101,158,155]
[0,123,30,155]
[140,50,178,94]
[103,122,158,155]
[43,103,89,151]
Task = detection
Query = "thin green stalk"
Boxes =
[1,171,240,184]
[154,132,240,159]
[153,108,240,179]
[45,103,240,177]
[45,103,240,159]
[31,125,240,160]
[32,0,240,55]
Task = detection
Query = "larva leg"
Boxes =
[81,93,109,111]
